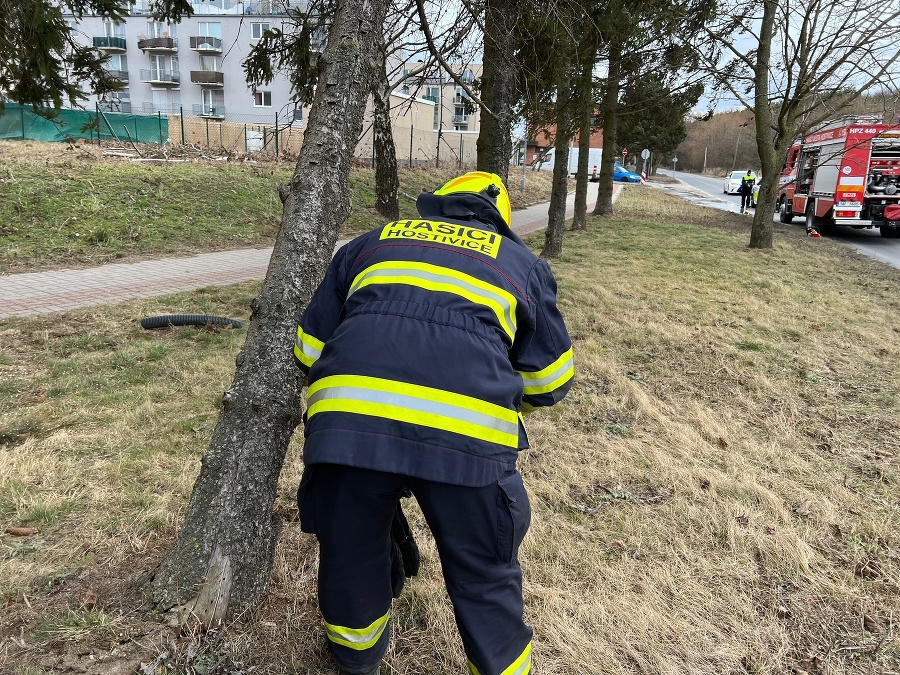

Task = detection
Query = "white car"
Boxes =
[723,170,746,194]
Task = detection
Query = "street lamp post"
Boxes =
[732,122,749,171]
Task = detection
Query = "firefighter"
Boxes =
[739,169,756,213]
[293,171,574,675]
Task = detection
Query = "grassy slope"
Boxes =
[0,187,898,674]
[0,140,557,274]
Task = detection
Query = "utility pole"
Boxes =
[436,70,443,169]
[732,122,749,171]
[702,135,709,174]
[520,122,528,192]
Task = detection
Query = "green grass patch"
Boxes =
[0,141,557,273]
[31,610,119,644]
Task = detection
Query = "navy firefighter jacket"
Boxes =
[293,191,574,487]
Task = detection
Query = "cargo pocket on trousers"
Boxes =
[496,472,531,564]
[296,466,317,535]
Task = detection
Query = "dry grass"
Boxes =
[1,186,898,674]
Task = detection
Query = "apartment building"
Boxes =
[356,62,483,166]
[397,63,481,136]
[64,0,305,124]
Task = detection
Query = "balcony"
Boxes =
[105,69,129,82]
[140,69,180,85]
[192,104,226,119]
[190,70,224,87]
[99,100,132,113]
[137,36,178,52]
[93,36,127,52]
[142,102,180,114]
[452,115,468,124]
[189,36,223,52]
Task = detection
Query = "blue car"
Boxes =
[613,164,642,183]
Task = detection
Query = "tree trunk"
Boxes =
[542,58,573,258]
[477,0,518,184]
[149,0,387,624]
[749,0,777,249]
[570,56,594,232]
[593,45,621,216]
[373,37,400,221]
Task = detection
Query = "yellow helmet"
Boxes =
[433,171,512,227]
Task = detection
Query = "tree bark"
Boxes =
[149,0,387,624]
[476,0,518,184]
[542,57,573,258]
[749,0,777,249]
[373,35,400,221]
[570,55,594,232]
[593,44,621,216]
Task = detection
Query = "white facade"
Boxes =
[64,0,305,124]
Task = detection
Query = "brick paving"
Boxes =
[0,188,614,319]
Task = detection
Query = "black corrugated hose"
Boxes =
[139,314,244,330]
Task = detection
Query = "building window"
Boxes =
[103,20,124,38]
[253,90,272,107]
[293,107,303,122]
[203,89,224,115]
[146,21,175,38]
[251,22,270,40]
[200,55,220,71]
[198,22,222,38]
[107,54,127,71]
[461,69,475,84]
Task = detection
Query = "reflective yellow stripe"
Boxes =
[349,261,517,341]
[307,374,519,447]
[502,641,532,675]
[468,641,532,675]
[294,327,325,368]
[518,348,574,395]
[520,402,537,414]
[324,610,390,650]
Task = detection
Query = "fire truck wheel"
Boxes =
[805,202,835,235]
[778,196,793,224]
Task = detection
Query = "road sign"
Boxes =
[641,148,650,160]
[672,156,678,163]
[622,148,628,156]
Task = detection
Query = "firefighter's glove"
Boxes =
[389,500,420,598]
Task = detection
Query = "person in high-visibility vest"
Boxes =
[739,169,756,213]
[294,171,574,675]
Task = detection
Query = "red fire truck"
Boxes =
[776,115,900,237]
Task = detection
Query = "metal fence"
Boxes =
[0,102,480,167]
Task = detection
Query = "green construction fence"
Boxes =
[0,103,168,145]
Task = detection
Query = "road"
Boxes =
[669,170,900,270]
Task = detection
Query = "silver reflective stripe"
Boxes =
[349,266,516,339]
[324,620,386,647]
[295,335,322,362]
[507,653,531,675]
[519,354,574,388]
[309,386,519,438]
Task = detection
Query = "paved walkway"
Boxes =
[0,188,614,319]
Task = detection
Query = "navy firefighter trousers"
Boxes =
[297,463,534,675]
